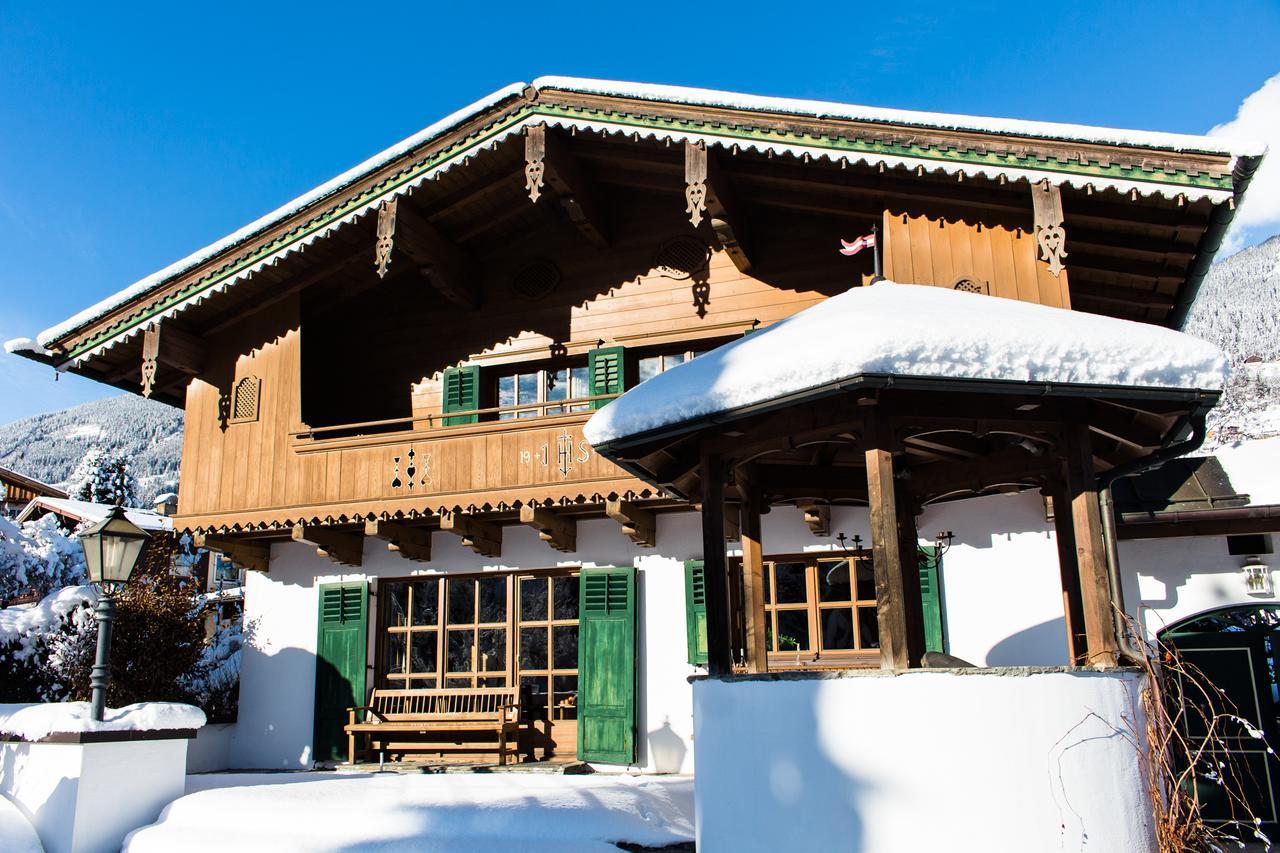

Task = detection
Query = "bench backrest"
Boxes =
[370,687,519,722]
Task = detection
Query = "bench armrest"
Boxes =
[346,706,386,723]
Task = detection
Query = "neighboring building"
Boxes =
[7,78,1269,850]
[16,495,172,535]
[0,466,65,517]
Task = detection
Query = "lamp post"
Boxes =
[79,505,150,722]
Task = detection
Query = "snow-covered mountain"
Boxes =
[0,395,182,504]
[1184,233,1280,446]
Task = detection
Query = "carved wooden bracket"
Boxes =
[140,324,160,398]
[684,141,753,272]
[524,124,608,247]
[519,504,577,553]
[525,125,546,202]
[292,523,364,567]
[375,197,397,279]
[193,533,270,573]
[605,499,656,548]
[439,511,502,557]
[1031,181,1067,276]
[364,519,431,562]
[797,502,831,537]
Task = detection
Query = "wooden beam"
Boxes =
[525,124,608,247]
[605,499,656,547]
[797,502,831,537]
[738,468,768,673]
[155,323,206,375]
[1045,485,1088,665]
[192,533,270,573]
[685,141,753,272]
[700,452,733,676]
[1063,422,1119,667]
[439,511,502,558]
[519,504,577,553]
[364,519,431,562]
[909,448,1051,502]
[291,523,364,567]
[865,415,917,670]
[393,203,480,310]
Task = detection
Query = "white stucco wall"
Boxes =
[693,669,1155,853]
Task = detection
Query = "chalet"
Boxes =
[0,466,66,517]
[7,78,1271,849]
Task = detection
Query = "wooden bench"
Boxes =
[344,687,521,766]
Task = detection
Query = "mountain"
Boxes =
[1183,233,1280,447]
[0,395,183,504]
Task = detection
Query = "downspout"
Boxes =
[1096,409,1210,664]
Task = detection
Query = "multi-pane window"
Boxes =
[497,366,591,419]
[517,574,580,722]
[637,349,705,384]
[761,556,879,663]
[383,578,441,686]
[445,576,508,688]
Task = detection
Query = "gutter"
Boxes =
[1096,408,1211,664]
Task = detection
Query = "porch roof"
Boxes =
[585,281,1229,453]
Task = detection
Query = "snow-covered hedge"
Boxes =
[0,514,88,602]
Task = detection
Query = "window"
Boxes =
[517,574,580,721]
[637,349,705,384]
[496,365,591,419]
[756,554,879,665]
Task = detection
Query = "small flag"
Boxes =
[839,233,876,256]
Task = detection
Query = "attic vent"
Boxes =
[511,261,561,301]
[653,236,709,280]
[231,376,260,422]
[952,278,990,295]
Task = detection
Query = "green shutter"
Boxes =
[577,566,637,764]
[684,560,708,665]
[313,581,368,763]
[441,365,480,425]
[588,346,625,410]
[918,546,945,654]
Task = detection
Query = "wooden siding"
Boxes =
[882,211,1071,308]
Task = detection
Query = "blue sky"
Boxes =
[2,0,1279,423]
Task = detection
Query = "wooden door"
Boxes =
[577,566,637,764]
[314,581,368,763]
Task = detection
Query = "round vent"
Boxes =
[952,278,989,295]
[652,236,710,280]
[511,261,561,301]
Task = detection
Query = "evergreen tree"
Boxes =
[67,446,140,507]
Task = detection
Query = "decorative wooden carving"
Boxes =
[292,523,363,567]
[519,504,576,553]
[652,237,710,280]
[140,324,160,398]
[525,124,546,202]
[231,376,260,422]
[1031,181,1067,276]
[364,519,432,562]
[439,511,502,558]
[605,499,656,547]
[390,448,432,491]
[684,141,708,227]
[797,502,831,537]
[193,533,270,573]
[952,278,990,295]
[375,197,397,279]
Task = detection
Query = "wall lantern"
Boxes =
[79,506,151,721]
[1242,556,1273,597]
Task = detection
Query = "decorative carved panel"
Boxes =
[231,376,260,423]
[1031,181,1067,277]
[511,260,561,300]
[375,197,397,279]
[684,141,708,227]
[652,236,710,280]
[140,324,160,398]
[952,278,990,295]
[525,124,546,202]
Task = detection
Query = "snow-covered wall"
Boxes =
[693,669,1155,853]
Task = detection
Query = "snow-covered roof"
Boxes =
[16,497,173,532]
[0,466,67,500]
[584,282,1230,448]
[22,77,1263,361]
[1214,436,1280,506]
[0,701,206,741]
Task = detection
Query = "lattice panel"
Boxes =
[652,236,709,280]
[511,260,561,300]
[231,376,260,422]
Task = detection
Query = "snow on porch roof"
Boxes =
[25,76,1263,356]
[583,282,1230,449]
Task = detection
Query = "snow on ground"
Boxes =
[585,281,1230,446]
[125,772,694,852]
[0,701,206,740]
[0,795,42,853]
[1216,436,1280,505]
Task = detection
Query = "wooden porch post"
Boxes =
[1063,423,1119,668]
[700,451,733,676]
[738,467,768,673]
[865,414,919,670]
[1047,480,1088,665]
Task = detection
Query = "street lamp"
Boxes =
[79,506,150,722]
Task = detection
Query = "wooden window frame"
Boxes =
[492,359,592,421]
[229,375,261,424]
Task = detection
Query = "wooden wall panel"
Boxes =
[882,212,1070,308]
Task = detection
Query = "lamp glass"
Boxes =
[80,507,150,586]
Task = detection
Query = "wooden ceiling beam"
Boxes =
[797,502,831,536]
[525,125,609,247]
[909,447,1050,501]
[605,499,657,547]
[519,504,577,552]
[364,519,432,562]
[439,510,502,557]
[394,202,481,310]
[1067,280,1175,311]
[292,523,364,567]
[192,533,271,573]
